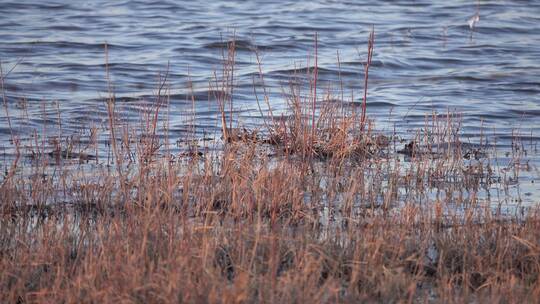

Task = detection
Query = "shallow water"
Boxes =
[1,1,539,201]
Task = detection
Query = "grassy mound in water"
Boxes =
[1,33,539,303]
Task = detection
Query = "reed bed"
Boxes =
[1,33,539,303]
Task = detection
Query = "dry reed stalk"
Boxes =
[104,44,123,178]
[311,32,319,152]
[360,27,374,132]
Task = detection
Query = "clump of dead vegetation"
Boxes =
[0,31,539,303]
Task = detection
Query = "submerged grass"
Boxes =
[1,33,539,303]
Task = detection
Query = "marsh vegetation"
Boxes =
[1,33,539,303]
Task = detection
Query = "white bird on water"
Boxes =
[468,13,480,30]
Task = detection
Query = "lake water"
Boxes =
[1,0,539,201]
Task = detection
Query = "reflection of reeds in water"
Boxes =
[0,32,539,303]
